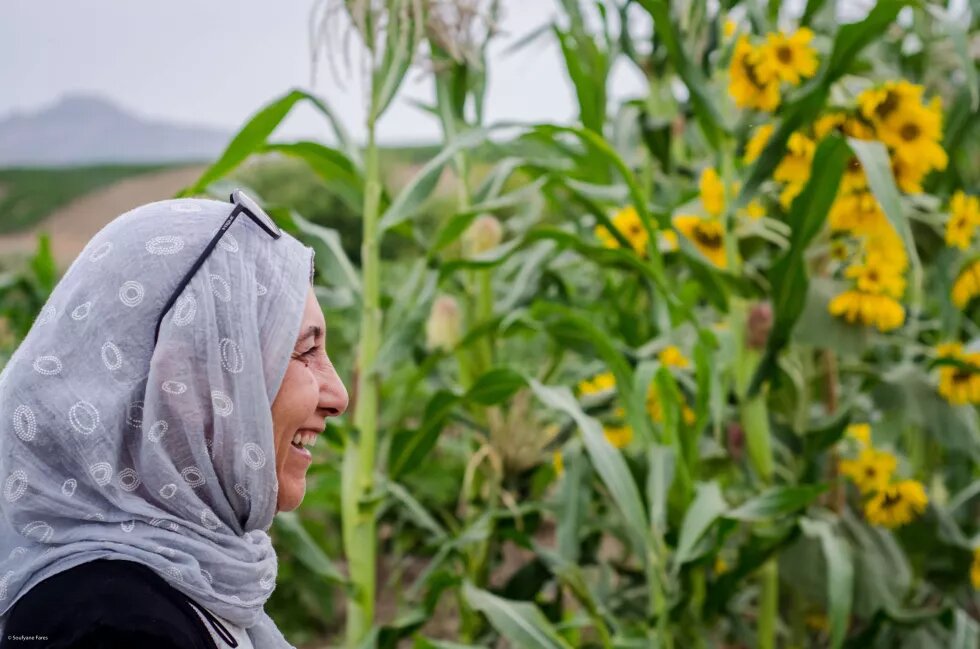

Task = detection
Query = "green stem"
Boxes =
[732,298,777,648]
[758,558,779,649]
[343,115,382,649]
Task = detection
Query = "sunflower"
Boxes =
[951,260,980,309]
[890,154,929,194]
[945,191,980,250]
[774,132,816,186]
[658,345,690,369]
[878,100,948,175]
[578,371,615,396]
[840,447,897,494]
[674,215,728,268]
[595,205,649,256]
[729,35,780,112]
[828,191,889,235]
[845,423,872,447]
[841,156,868,194]
[864,480,928,529]
[814,111,874,140]
[935,343,980,405]
[828,290,905,332]
[844,260,906,298]
[758,28,819,85]
[603,424,633,449]
[863,226,908,273]
[779,182,805,210]
[744,124,774,163]
[700,167,727,217]
[857,80,924,127]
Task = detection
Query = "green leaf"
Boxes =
[848,138,916,258]
[379,128,492,233]
[725,485,827,522]
[530,302,655,445]
[28,233,57,294]
[674,482,726,568]
[262,141,364,213]
[462,582,573,649]
[414,639,488,649]
[800,518,854,649]
[792,278,872,357]
[524,377,652,557]
[951,609,980,649]
[635,0,726,147]
[824,2,909,80]
[647,444,675,534]
[267,207,362,297]
[178,89,310,197]
[273,511,347,585]
[465,368,527,405]
[388,390,459,479]
[384,478,448,541]
[749,135,850,396]
[556,446,587,563]
[553,25,609,134]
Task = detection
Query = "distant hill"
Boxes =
[0,93,233,167]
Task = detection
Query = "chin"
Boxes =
[276,485,305,513]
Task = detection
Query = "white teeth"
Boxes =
[291,431,317,448]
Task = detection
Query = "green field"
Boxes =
[0,163,186,234]
[0,146,445,236]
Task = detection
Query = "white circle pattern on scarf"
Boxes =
[0,197,316,648]
[12,406,36,443]
[118,280,145,307]
[71,301,92,320]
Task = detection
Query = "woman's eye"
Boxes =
[302,346,319,359]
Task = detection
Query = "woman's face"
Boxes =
[271,285,349,513]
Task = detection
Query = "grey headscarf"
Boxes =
[0,196,315,648]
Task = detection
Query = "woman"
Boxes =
[0,191,349,648]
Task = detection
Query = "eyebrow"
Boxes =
[296,325,323,346]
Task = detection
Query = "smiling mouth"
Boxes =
[291,429,320,450]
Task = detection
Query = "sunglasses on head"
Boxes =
[153,189,282,347]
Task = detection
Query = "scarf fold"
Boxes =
[0,197,313,648]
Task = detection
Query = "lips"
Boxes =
[289,441,312,462]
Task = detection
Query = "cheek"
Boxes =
[275,364,319,421]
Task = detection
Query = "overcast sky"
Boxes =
[0,0,651,144]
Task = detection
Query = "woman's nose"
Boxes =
[320,367,349,417]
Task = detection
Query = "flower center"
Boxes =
[741,58,765,89]
[776,46,793,63]
[952,368,973,384]
[900,122,921,142]
[875,91,901,120]
[881,491,902,508]
[694,225,723,249]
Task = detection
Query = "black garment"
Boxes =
[1,559,234,649]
